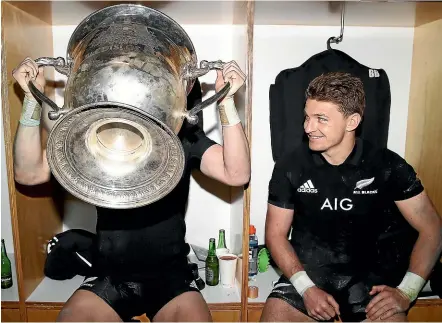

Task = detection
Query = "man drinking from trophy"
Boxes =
[12,55,250,322]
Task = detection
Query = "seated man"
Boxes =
[12,57,250,322]
[261,72,442,322]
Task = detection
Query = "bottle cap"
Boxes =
[249,225,256,235]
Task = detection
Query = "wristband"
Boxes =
[218,97,241,127]
[19,96,42,127]
[397,271,426,302]
[289,271,315,297]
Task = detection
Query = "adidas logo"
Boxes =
[297,180,318,193]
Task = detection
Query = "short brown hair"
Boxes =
[305,72,365,117]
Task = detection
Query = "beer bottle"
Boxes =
[1,239,13,289]
[205,238,219,286]
[217,229,227,249]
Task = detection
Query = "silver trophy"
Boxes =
[28,4,230,209]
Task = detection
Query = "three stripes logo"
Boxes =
[297,179,318,193]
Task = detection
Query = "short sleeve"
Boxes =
[268,158,295,210]
[386,151,424,201]
[185,126,217,170]
[183,78,217,170]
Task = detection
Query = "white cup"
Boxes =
[216,248,229,258]
[219,253,238,288]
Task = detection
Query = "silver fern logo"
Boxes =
[354,177,377,194]
[355,177,375,189]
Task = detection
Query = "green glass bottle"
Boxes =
[1,239,13,289]
[217,229,227,249]
[205,238,219,286]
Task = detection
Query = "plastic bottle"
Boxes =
[248,225,258,280]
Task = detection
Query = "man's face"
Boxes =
[303,99,348,152]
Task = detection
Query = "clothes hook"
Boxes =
[327,1,346,50]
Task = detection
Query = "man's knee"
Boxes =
[260,297,313,322]
[57,306,90,322]
[57,290,121,322]
[153,291,212,322]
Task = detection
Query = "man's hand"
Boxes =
[12,57,45,99]
[215,60,245,100]
[365,285,410,321]
[303,286,340,321]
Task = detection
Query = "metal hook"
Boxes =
[327,2,346,50]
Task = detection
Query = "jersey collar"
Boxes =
[311,138,364,167]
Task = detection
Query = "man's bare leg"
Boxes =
[57,290,122,322]
[152,291,212,322]
[260,298,316,322]
[363,313,408,322]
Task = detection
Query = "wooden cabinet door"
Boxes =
[408,301,442,322]
[211,310,241,322]
[1,309,21,322]
[247,309,263,322]
[26,309,60,322]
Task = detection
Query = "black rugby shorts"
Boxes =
[268,274,381,322]
[78,268,200,321]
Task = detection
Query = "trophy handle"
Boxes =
[27,57,70,121]
[182,60,231,125]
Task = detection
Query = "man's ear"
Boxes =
[346,113,362,132]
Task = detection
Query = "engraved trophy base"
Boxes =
[47,104,184,209]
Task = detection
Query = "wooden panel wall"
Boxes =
[2,2,63,307]
[405,2,442,215]
[240,1,255,322]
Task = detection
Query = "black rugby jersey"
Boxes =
[93,80,217,280]
[268,138,423,286]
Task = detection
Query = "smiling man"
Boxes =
[260,72,442,322]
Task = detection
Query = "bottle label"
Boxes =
[1,277,12,283]
[249,260,258,273]
[206,268,214,282]
[249,247,258,259]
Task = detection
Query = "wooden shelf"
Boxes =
[8,1,246,26]
[25,268,240,304]
[254,1,417,27]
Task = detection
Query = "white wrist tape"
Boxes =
[289,271,315,297]
[397,271,426,302]
[19,96,42,127]
[218,97,240,127]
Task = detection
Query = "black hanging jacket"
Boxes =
[269,49,391,161]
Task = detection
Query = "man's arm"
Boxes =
[396,191,442,280]
[366,191,442,321]
[199,61,250,186]
[13,123,51,185]
[366,152,442,321]
[200,123,250,186]
[265,158,340,321]
[265,204,303,277]
[12,58,52,185]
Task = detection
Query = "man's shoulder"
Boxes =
[276,142,313,170]
[359,140,403,166]
[358,140,416,183]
